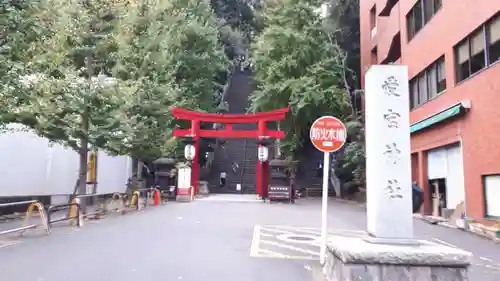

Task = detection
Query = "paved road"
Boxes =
[0,195,499,281]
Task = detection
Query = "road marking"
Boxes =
[261,225,365,236]
[476,263,500,271]
[480,256,494,263]
[260,239,320,256]
[258,248,291,258]
[430,238,457,248]
[260,232,274,238]
[249,225,261,257]
[250,224,363,260]
[0,240,21,249]
[260,227,296,235]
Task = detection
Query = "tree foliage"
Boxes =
[211,0,263,60]
[1,0,229,194]
[324,0,365,193]
[0,0,52,126]
[336,116,365,193]
[113,0,228,161]
[325,0,360,89]
[249,0,351,157]
[6,0,136,194]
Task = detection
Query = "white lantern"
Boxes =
[258,145,269,162]
[184,144,196,161]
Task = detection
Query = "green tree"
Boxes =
[0,0,53,126]
[11,0,133,195]
[325,0,360,90]
[113,0,228,161]
[335,116,365,195]
[211,0,264,64]
[324,0,366,194]
[249,0,351,157]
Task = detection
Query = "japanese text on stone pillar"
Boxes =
[382,76,404,199]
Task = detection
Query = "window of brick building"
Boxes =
[418,73,427,103]
[410,79,419,109]
[409,56,446,110]
[487,14,500,65]
[370,6,376,30]
[436,57,446,93]
[424,0,434,22]
[483,175,500,219]
[407,0,442,41]
[406,2,422,40]
[456,39,471,82]
[455,13,500,83]
[434,0,442,12]
[470,29,486,74]
[371,49,378,64]
[426,63,438,99]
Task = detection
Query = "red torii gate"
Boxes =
[172,107,288,198]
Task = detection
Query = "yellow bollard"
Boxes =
[111,193,124,213]
[69,198,83,227]
[130,191,140,210]
[23,202,50,235]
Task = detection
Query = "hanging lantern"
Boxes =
[184,144,196,161]
[258,145,269,162]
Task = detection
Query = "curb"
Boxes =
[413,214,500,243]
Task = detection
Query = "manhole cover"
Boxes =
[288,236,315,241]
[276,233,319,244]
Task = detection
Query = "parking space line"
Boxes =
[250,225,261,257]
[257,248,291,258]
[259,227,295,235]
[260,239,320,256]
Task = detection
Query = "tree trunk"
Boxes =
[77,55,92,213]
[78,107,90,212]
[137,160,144,181]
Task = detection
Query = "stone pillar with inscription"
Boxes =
[323,65,472,281]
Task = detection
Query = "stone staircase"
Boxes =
[207,70,258,194]
[296,142,336,197]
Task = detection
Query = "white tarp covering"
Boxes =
[97,150,133,194]
[0,123,131,196]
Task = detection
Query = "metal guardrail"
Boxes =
[0,189,165,239]
[74,193,112,218]
[107,193,126,214]
[0,200,50,236]
[47,200,82,228]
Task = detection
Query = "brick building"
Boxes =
[360,0,500,223]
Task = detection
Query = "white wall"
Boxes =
[97,150,133,194]
[0,123,131,196]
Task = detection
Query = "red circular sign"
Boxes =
[310,116,347,153]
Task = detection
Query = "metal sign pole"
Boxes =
[320,151,330,264]
[310,115,346,265]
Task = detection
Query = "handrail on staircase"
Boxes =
[239,139,249,191]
